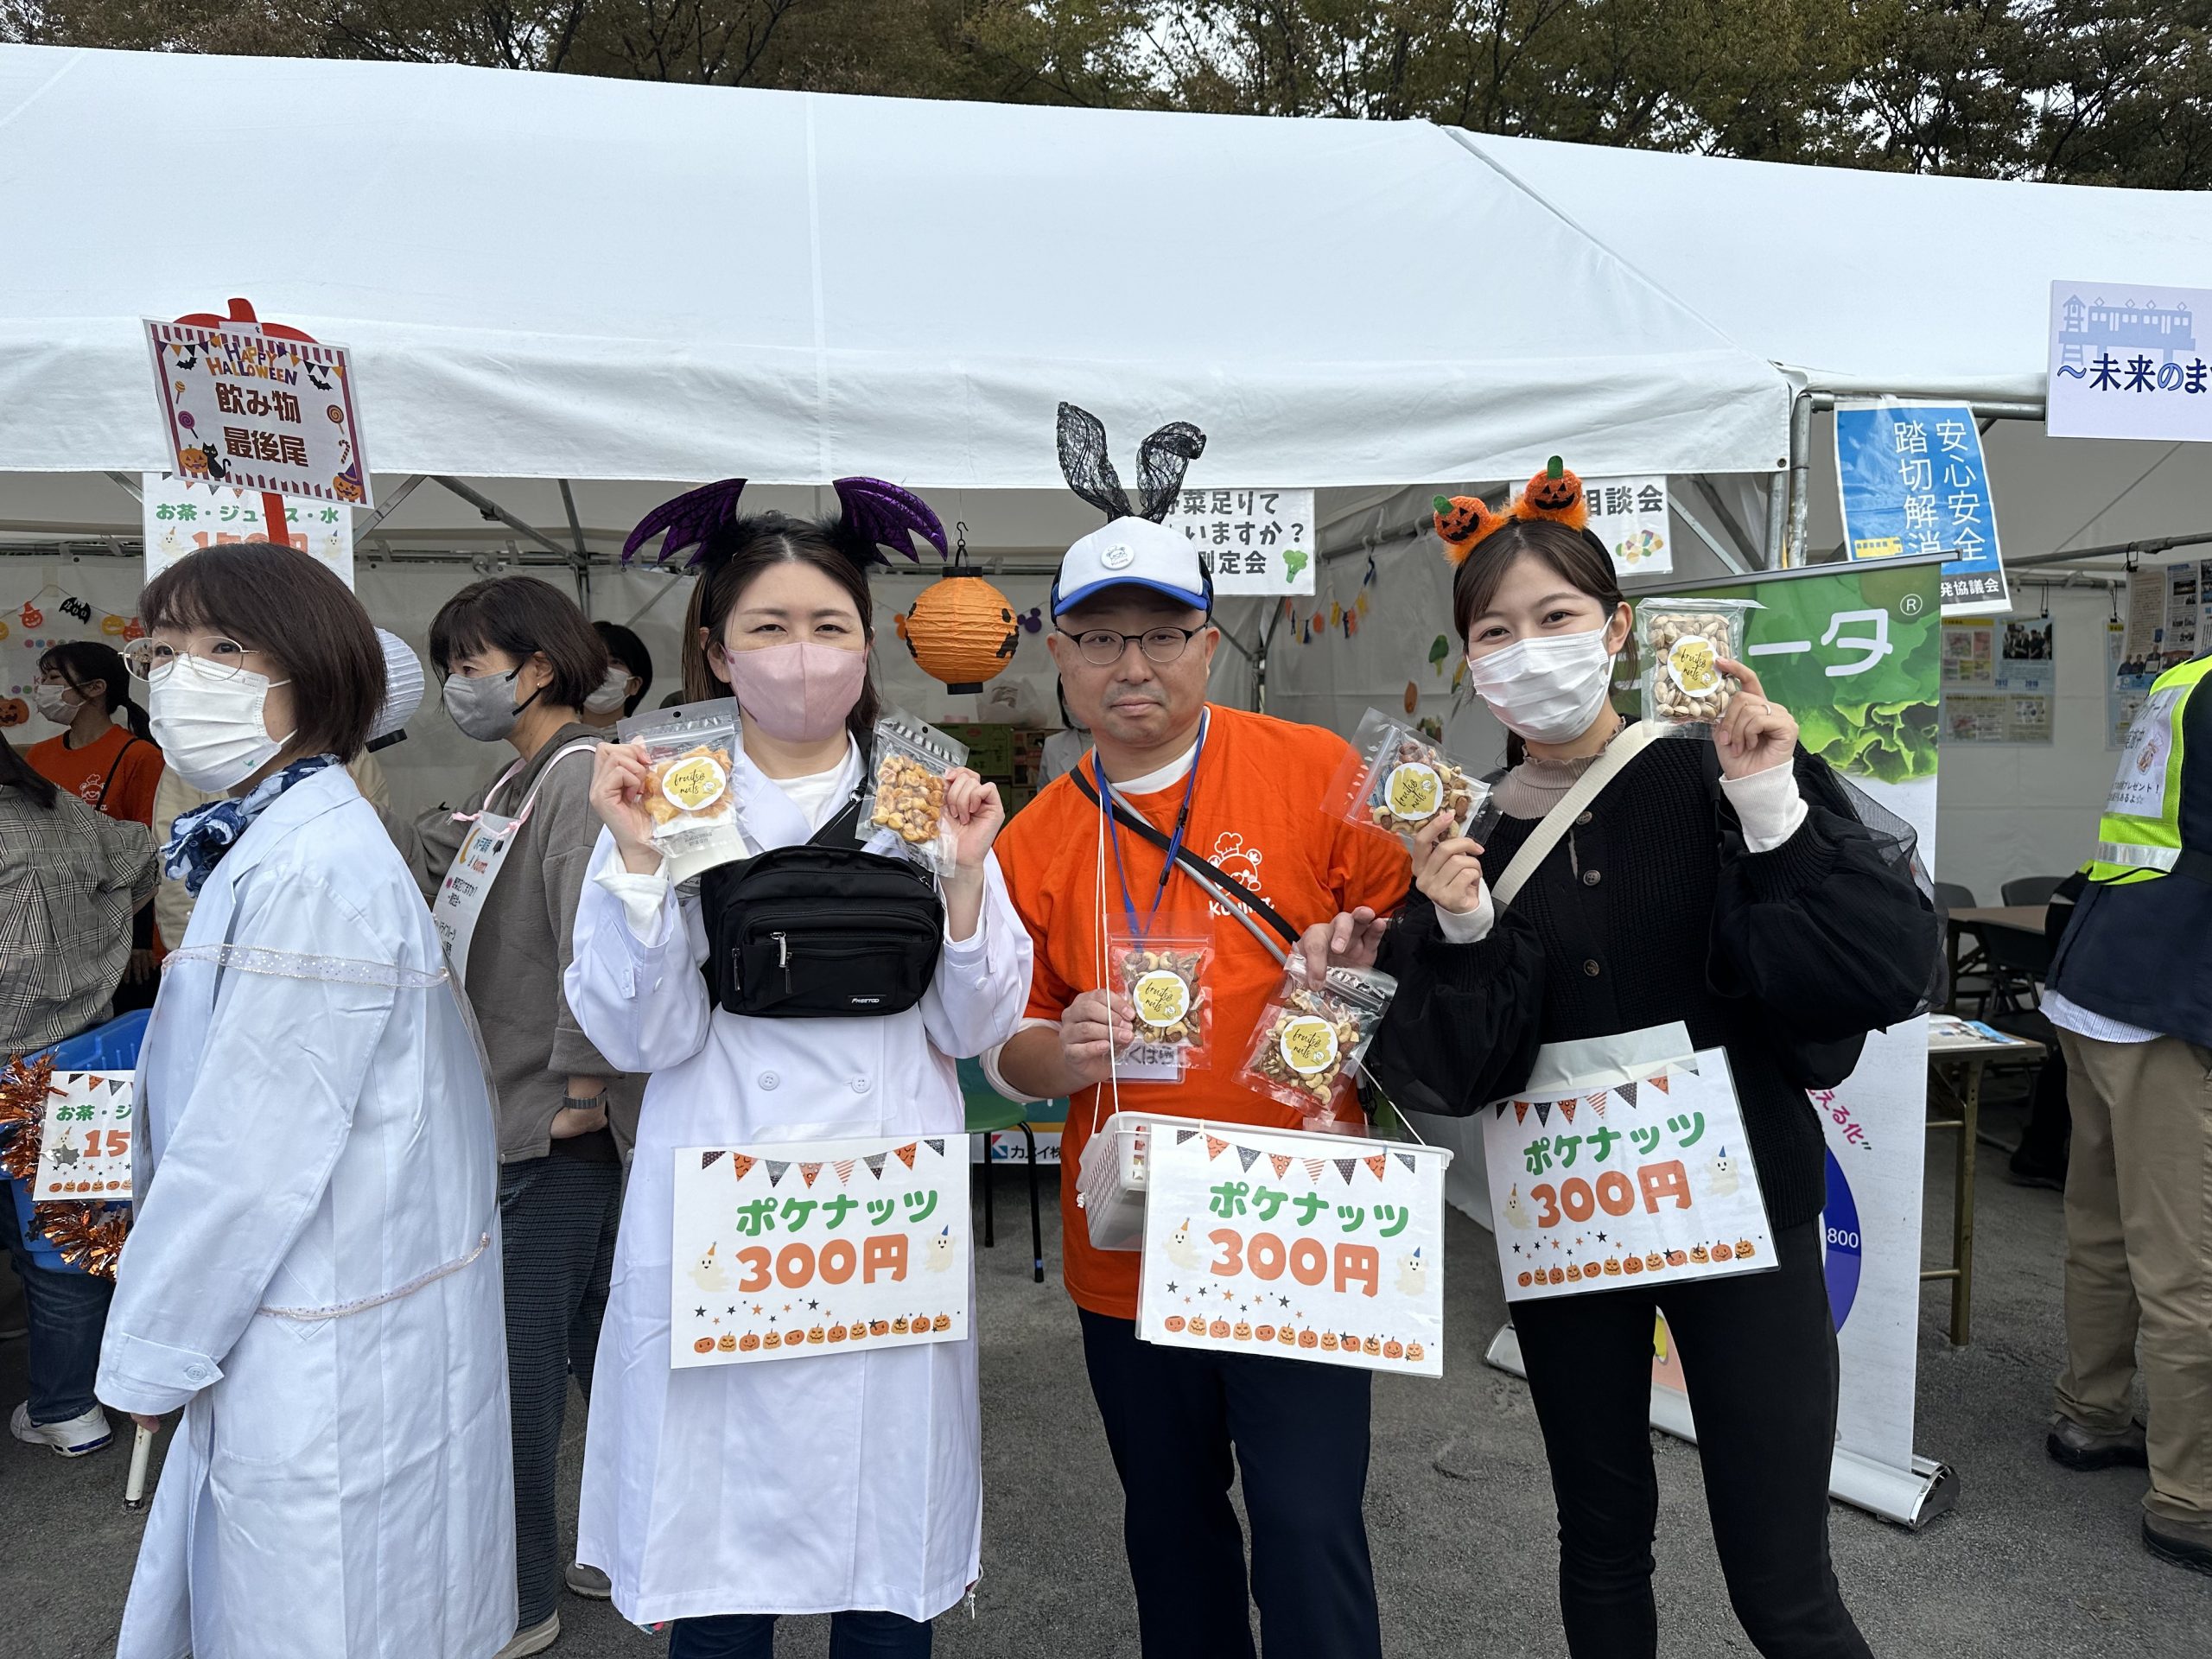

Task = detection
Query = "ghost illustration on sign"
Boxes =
[1706,1147,1740,1198]
[923,1225,956,1274]
[1164,1217,1200,1271]
[1502,1185,1534,1230]
[1395,1248,1427,1297]
[689,1242,730,1293]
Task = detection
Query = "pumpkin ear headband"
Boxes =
[1433,493,1509,567]
[1512,456,1588,531]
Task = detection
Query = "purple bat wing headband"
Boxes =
[620,477,947,569]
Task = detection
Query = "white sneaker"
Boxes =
[493,1612,560,1659]
[563,1561,612,1599]
[10,1402,112,1458]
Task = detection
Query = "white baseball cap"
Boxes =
[1052,516,1211,618]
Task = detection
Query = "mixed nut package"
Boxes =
[1638,598,1757,734]
[1328,709,1495,849]
[861,710,968,876]
[617,698,747,879]
[1110,926,1217,1071]
[1239,956,1399,1123]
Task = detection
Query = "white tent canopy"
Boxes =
[0,44,1790,493]
[1464,131,2212,404]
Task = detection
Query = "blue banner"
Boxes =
[1834,400,2010,618]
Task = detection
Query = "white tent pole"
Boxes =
[354,474,426,542]
[429,476,569,561]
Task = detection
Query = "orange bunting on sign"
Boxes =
[1363,1154,1388,1181]
[1559,1100,1576,1124]
[1513,1102,1530,1124]
[1302,1158,1325,1183]
[800,1163,823,1187]
[1270,1154,1294,1179]
[1649,1073,1671,1095]
[729,1154,758,1184]
[1205,1136,1230,1160]
[1587,1091,1608,1117]
[894,1142,918,1169]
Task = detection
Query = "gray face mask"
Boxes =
[443,667,536,742]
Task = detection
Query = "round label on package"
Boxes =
[1279,1014,1340,1076]
[1382,761,1443,821]
[1665,636,1720,695]
[1133,969,1192,1030]
[661,754,728,813]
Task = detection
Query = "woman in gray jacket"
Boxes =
[389,575,641,1657]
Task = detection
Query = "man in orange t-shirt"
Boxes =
[989,513,1408,1659]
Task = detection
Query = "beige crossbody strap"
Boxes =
[1492,721,1658,906]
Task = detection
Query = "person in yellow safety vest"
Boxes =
[2042,649,2212,1578]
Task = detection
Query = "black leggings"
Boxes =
[1511,1219,1873,1659]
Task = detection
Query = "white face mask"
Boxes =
[582,662,633,715]
[149,653,293,791]
[1466,625,1618,745]
[32,683,74,724]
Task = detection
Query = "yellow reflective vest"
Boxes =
[2087,654,2212,886]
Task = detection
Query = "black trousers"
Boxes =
[1078,1309,1382,1659]
[1512,1219,1872,1659]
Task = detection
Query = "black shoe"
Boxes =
[2007,1155,2067,1191]
[2047,1414,2148,1471]
[2144,1518,2212,1575]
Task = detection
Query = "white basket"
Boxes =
[1076,1111,1161,1253]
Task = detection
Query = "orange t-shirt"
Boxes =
[27,723,164,828]
[994,704,1412,1320]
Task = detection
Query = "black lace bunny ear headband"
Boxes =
[621,477,948,569]
[1057,402,1208,524]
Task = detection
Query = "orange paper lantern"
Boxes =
[895,570,1019,694]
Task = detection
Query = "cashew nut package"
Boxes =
[861,710,967,876]
[1328,709,1495,849]
[1638,598,1757,734]
[1110,925,1217,1071]
[1238,957,1399,1121]
[618,698,747,874]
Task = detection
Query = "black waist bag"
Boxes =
[698,796,944,1019]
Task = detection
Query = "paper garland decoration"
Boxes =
[801,1162,823,1187]
[1271,1154,1294,1178]
[1237,1146,1262,1172]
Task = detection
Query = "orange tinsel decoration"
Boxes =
[32,1203,130,1279]
[0,1053,54,1184]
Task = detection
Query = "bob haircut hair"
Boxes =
[593,620,654,716]
[1450,518,1625,646]
[429,575,609,713]
[683,512,881,748]
[38,639,153,741]
[140,541,385,762]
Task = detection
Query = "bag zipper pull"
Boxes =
[772,930,791,994]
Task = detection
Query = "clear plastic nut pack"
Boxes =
[1238,957,1399,1121]
[1329,709,1494,848]
[1639,598,1757,734]
[617,698,747,876]
[861,710,968,875]
[1110,925,1216,1071]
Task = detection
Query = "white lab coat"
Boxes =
[565,746,1030,1626]
[97,766,514,1659]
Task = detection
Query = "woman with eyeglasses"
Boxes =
[95,541,512,1659]
[379,575,639,1655]
[29,640,166,1009]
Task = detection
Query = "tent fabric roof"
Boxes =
[0,44,1788,491]
[1462,132,2212,404]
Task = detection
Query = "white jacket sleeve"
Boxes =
[97,874,395,1417]
[563,829,715,1076]
[920,854,1033,1061]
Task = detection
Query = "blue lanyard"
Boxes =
[1096,711,1208,943]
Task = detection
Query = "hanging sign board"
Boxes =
[670,1135,969,1368]
[1585,475,1672,576]
[143,473,354,588]
[1166,489,1317,595]
[32,1072,136,1200]
[1835,399,2008,618]
[144,320,372,507]
[2048,281,2212,442]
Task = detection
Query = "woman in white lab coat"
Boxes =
[96,542,513,1659]
[567,487,1028,1659]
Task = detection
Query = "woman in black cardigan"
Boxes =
[1348,495,1935,1659]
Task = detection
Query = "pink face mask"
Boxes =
[715,640,868,743]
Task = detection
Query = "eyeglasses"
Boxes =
[122,637,261,684]
[1057,625,1209,667]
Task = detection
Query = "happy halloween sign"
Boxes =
[670,1134,969,1368]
